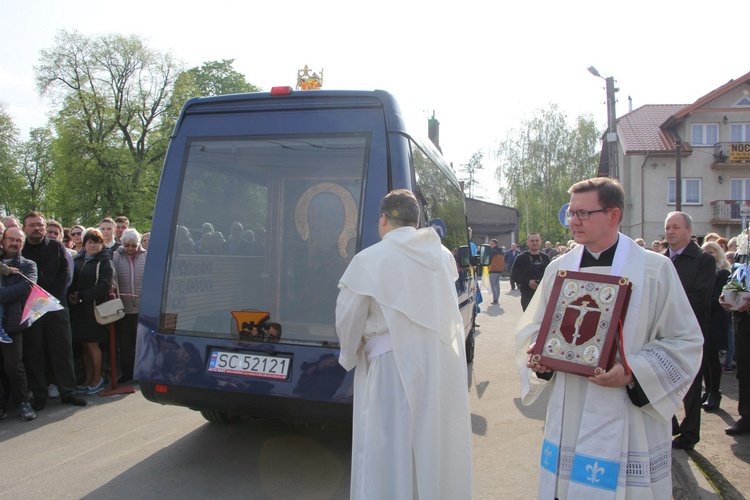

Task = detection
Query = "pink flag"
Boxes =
[21,284,64,326]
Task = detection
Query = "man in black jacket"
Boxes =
[665,211,715,450]
[0,227,37,421]
[510,233,551,311]
[21,212,86,410]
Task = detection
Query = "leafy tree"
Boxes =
[495,104,600,243]
[17,127,55,214]
[35,30,180,230]
[184,59,260,97]
[0,105,27,215]
[164,59,261,133]
[459,150,484,200]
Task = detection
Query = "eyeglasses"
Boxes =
[565,208,610,221]
[71,232,82,236]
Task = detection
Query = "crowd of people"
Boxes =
[0,213,147,422]
[491,226,740,406]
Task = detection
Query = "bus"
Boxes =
[135,88,478,424]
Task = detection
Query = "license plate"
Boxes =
[207,349,291,380]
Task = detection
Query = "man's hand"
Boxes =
[588,362,632,387]
[526,343,552,373]
[529,279,539,290]
[9,267,20,275]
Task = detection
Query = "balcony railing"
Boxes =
[711,199,750,223]
[713,142,750,163]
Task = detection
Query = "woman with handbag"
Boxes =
[112,228,146,383]
[68,229,114,394]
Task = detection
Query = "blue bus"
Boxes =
[135,88,477,424]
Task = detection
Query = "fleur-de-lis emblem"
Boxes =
[586,461,605,483]
[543,447,552,466]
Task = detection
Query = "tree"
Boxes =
[460,150,484,199]
[495,104,600,243]
[35,30,180,229]
[164,59,261,131]
[0,105,27,215]
[17,127,55,214]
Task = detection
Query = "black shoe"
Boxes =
[702,392,722,412]
[117,375,132,384]
[18,402,36,422]
[0,407,6,420]
[700,392,709,404]
[671,436,695,450]
[31,398,46,412]
[61,395,88,407]
[725,418,750,436]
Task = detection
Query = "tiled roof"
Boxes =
[617,104,691,155]
[667,69,750,124]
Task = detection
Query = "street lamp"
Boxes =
[588,66,619,179]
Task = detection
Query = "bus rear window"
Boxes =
[162,134,368,344]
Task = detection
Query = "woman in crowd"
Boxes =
[112,228,146,382]
[701,241,731,411]
[68,229,114,394]
[140,231,150,250]
[70,224,85,253]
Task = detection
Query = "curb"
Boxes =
[671,449,719,500]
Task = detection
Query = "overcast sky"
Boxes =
[2,0,749,201]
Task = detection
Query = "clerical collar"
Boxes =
[580,240,618,268]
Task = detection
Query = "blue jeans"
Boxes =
[726,319,736,368]
[489,273,501,303]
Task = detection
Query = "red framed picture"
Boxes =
[529,270,632,377]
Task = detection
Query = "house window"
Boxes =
[730,124,750,142]
[691,124,719,146]
[668,178,701,205]
[730,178,750,201]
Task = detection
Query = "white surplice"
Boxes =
[516,234,703,500]
[336,226,473,500]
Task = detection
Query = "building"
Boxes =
[465,198,519,250]
[613,70,750,242]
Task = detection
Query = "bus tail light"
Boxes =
[270,86,293,96]
[154,384,169,393]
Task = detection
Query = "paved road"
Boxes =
[0,282,746,498]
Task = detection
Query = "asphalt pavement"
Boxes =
[473,278,749,499]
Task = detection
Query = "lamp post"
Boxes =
[588,66,619,179]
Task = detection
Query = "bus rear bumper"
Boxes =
[139,381,353,425]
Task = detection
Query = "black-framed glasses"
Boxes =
[71,231,82,236]
[565,208,610,221]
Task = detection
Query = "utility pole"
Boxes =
[605,76,619,180]
[675,139,682,211]
[588,67,619,179]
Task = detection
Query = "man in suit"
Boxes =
[664,211,714,450]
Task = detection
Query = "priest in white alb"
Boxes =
[516,177,703,499]
[336,189,473,500]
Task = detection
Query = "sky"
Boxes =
[2,0,749,202]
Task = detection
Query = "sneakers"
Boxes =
[0,329,12,344]
[48,384,60,399]
[18,402,36,421]
[75,385,89,394]
[86,377,105,395]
